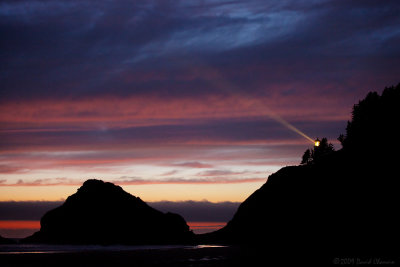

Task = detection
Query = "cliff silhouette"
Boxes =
[22,179,193,245]
[202,84,399,260]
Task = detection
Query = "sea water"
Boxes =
[0,244,227,254]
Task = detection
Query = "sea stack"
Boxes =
[23,179,193,244]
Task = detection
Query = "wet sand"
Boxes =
[0,244,343,266]
[0,246,249,267]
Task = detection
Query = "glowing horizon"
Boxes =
[0,180,267,202]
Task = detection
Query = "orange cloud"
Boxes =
[0,220,40,229]
[187,221,227,229]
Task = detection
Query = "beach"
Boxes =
[0,245,246,267]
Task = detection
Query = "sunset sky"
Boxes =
[1,0,399,203]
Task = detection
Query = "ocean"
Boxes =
[0,244,237,267]
[0,220,226,238]
[0,244,226,254]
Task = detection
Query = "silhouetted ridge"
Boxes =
[23,179,193,244]
[205,84,399,261]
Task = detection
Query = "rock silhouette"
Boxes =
[22,179,193,244]
[203,84,399,261]
[0,235,15,244]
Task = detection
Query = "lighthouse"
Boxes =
[314,138,320,147]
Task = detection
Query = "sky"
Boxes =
[1,0,400,203]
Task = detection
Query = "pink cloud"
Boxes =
[0,93,349,132]
[114,177,267,185]
[196,170,252,177]
[160,170,179,176]
[169,161,214,168]
[0,142,304,176]
[0,177,266,186]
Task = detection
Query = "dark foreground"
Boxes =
[1,246,285,267]
[0,245,323,267]
[1,245,397,266]
[0,246,241,267]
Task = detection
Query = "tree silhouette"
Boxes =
[340,83,400,154]
[301,149,312,165]
[301,138,334,165]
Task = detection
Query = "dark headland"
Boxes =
[200,84,399,262]
[3,84,399,265]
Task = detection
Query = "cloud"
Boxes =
[115,177,266,185]
[0,201,62,220]
[149,200,241,222]
[1,0,399,200]
[196,169,253,176]
[0,115,345,153]
[0,176,266,187]
[3,0,397,157]
[0,165,30,174]
[6,178,78,187]
[0,200,241,222]
[160,170,179,176]
[0,142,306,182]
[0,93,349,131]
[169,161,214,169]
[1,0,398,103]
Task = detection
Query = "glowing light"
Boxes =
[314,140,320,147]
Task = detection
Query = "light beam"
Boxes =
[191,61,316,144]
